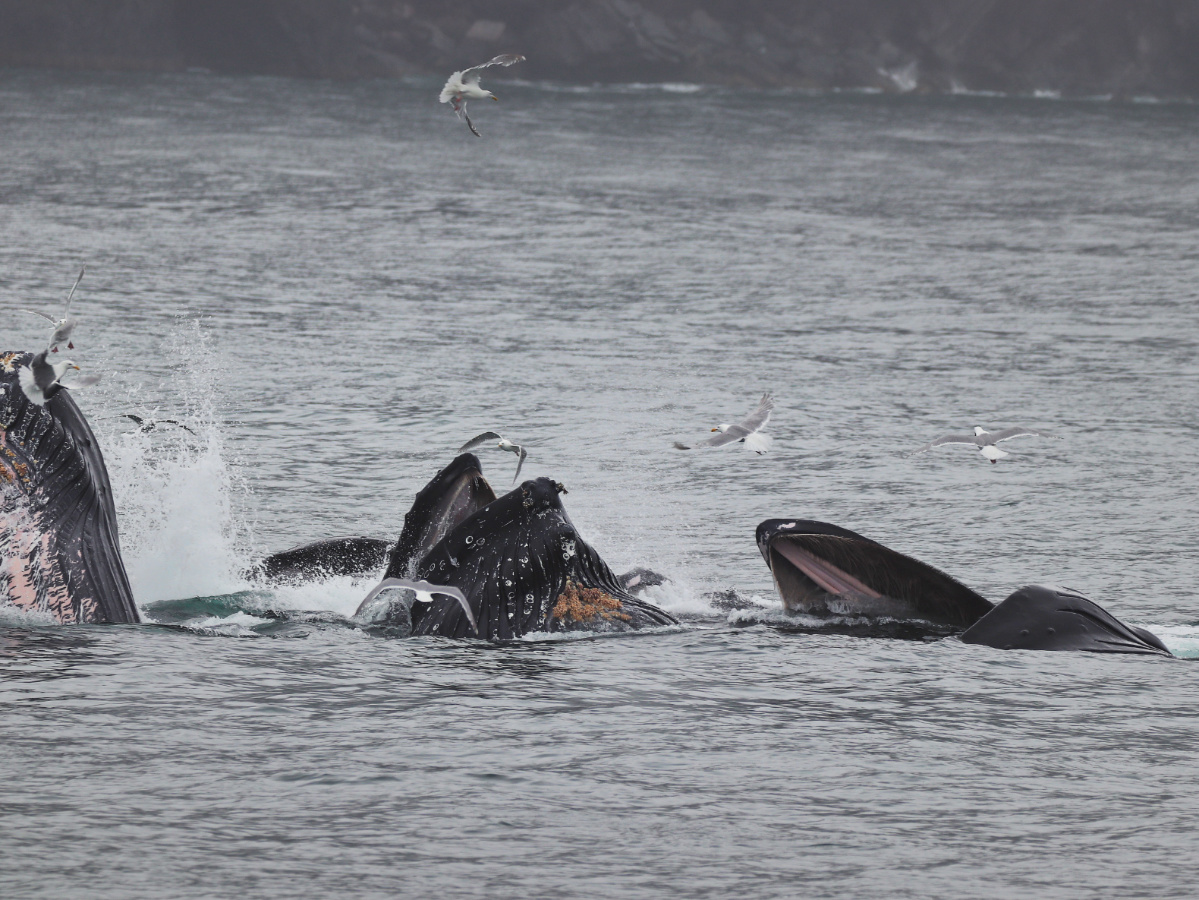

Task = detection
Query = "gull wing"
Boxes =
[511,446,527,483]
[990,426,1056,444]
[14,308,57,324]
[62,266,85,318]
[18,364,41,404]
[911,433,978,455]
[459,431,503,452]
[60,373,101,390]
[460,53,526,84]
[359,578,478,636]
[689,426,751,448]
[460,102,481,137]
[738,393,774,434]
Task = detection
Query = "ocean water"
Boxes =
[1,70,1198,899]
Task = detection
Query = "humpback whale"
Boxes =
[756,519,1170,655]
[358,475,677,640]
[0,351,138,624]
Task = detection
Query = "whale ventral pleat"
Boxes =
[0,348,138,624]
[961,585,1172,656]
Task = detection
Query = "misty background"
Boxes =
[2,0,1198,96]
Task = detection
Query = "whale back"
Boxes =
[961,585,1172,656]
[0,351,138,624]
[411,478,676,639]
[757,519,993,628]
[256,536,392,583]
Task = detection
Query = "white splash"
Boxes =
[99,321,256,606]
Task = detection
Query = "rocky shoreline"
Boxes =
[1,0,1197,98]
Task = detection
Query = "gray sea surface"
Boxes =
[1,70,1198,899]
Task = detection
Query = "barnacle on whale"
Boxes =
[550,580,631,627]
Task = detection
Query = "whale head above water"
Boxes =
[401,476,677,640]
[0,350,137,624]
[756,518,993,629]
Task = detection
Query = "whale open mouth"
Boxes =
[768,536,922,620]
[760,522,993,629]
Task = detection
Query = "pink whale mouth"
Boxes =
[770,538,883,604]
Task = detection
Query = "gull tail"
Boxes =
[744,432,773,454]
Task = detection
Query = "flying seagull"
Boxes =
[17,352,99,406]
[674,393,775,454]
[358,578,478,636]
[15,266,86,353]
[458,432,528,483]
[912,425,1057,463]
[439,53,525,137]
[120,413,197,436]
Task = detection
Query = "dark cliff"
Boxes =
[2,0,1198,97]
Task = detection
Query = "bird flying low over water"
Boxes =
[119,413,197,436]
[674,393,775,453]
[912,425,1058,463]
[439,53,525,137]
[14,266,86,353]
[358,578,478,636]
[458,431,528,483]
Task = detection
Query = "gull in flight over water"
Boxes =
[674,393,774,454]
[912,425,1058,463]
[459,432,528,483]
[119,413,197,436]
[358,578,478,636]
[14,266,86,353]
[439,53,525,137]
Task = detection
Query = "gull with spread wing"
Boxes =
[439,53,525,137]
[459,432,528,483]
[674,393,775,454]
[911,425,1057,464]
[357,578,478,636]
[14,266,86,353]
[17,352,99,406]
